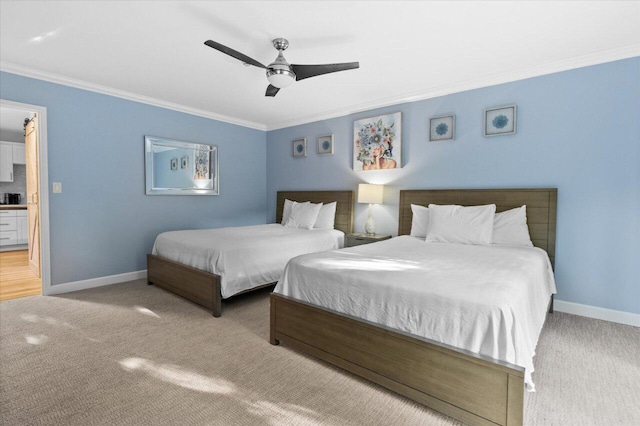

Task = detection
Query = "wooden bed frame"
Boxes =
[147,190,353,317]
[270,188,557,426]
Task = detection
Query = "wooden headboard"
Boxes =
[276,191,354,234]
[399,188,557,266]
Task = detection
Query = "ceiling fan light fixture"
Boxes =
[266,67,295,89]
[204,37,358,97]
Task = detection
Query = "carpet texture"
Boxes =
[0,280,638,425]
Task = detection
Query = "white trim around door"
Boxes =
[0,99,51,296]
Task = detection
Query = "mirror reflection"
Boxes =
[145,136,219,195]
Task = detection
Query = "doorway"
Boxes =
[0,100,50,300]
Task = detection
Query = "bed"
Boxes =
[147,190,353,317]
[270,188,557,426]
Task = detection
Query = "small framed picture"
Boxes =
[180,155,189,169]
[170,157,178,171]
[292,138,306,157]
[317,134,334,155]
[429,114,455,141]
[484,105,517,137]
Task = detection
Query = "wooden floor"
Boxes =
[0,250,41,301]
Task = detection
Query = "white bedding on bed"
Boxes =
[273,235,556,390]
[152,224,344,298]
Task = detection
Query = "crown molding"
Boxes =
[3,44,638,133]
[266,45,640,131]
[0,62,267,131]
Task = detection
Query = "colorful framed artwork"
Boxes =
[292,138,306,157]
[194,148,210,179]
[180,155,189,169]
[429,114,455,141]
[353,112,402,171]
[317,134,334,155]
[170,157,178,171]
[484,105,517,137]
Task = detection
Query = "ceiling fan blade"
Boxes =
[204,40,266,69]
[265,85,280,97]
[290,62,359,81]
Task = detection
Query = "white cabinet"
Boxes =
[17,211,28,244]
[0,141,26,182]
[0,230,18,246]
[0,210,18,246]
[12,144,26,165]
[0,143,13,182]
[0,209,27,247]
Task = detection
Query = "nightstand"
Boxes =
[345,233,392,248]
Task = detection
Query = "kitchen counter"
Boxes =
[0,205,27,210]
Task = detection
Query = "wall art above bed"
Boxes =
[317,134,334,155]
[292,138,307,158]
[353,112,402,171]
[484,104,517,137]
[429,114,455,141]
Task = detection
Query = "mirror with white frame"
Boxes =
[145,136,219,195]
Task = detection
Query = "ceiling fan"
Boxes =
[204,38,359,97]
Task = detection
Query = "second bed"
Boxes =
[148,190,353,316]
[270,188,557,426]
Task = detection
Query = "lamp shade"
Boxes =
[357,184,384,204]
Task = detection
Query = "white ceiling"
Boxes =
[1,1,639,130]
[0,106,31,133]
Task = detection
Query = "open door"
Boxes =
[25,116,40,277]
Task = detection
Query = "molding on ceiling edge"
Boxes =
[0,62,267,131]
[266,44,640,131]
[2,44,638,133]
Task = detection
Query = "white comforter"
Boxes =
[152,224,344,298]
[274,235,556,390]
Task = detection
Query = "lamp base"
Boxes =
[365,217,376,236]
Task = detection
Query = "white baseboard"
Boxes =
[46,270,147,296]
[554,299,640,327]
[0,244,28,252]
[42,273,639,327]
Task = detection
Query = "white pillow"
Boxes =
[314,202,337,230]
[285,202,323,230]
[282,199,309,226]
[410,204,429,238]
[426,204,496,245]
[492,205,534,246]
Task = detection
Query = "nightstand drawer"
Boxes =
[345,233,392,248]
[346,236,374,247]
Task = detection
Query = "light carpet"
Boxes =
[0,280,638,425]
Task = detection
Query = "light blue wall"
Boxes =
[2,58,638,314]
[1,71,267,286]
[266,57,640,315]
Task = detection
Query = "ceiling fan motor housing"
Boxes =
[266,48,296,88]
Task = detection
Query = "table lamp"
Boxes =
[357,183,384,235]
